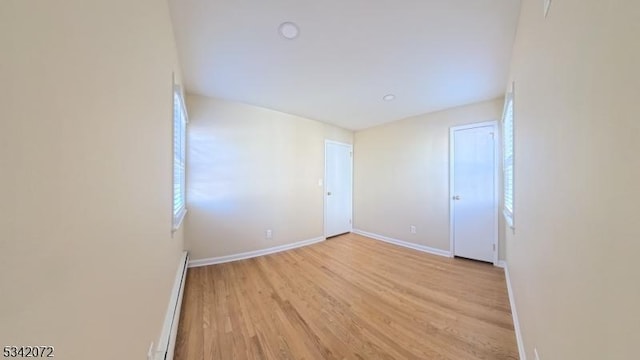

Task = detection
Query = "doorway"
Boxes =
[449,121,498,263]
[324,140,353,238]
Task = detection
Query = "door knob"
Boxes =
[327,192,332,196]
[452,195,460,200]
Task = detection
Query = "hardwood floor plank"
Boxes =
[175,233,518,360]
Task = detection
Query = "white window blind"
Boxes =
[173,87,187,230]
[503,91,514,226]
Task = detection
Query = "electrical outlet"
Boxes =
[265,229,273,239]
[544,0,552,18]
[410,225,416,234]
[534,348,541,360]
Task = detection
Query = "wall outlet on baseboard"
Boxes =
[265,229,273,239]
[410,225,416,234]
[534,348,541,360]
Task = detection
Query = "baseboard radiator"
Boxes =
[155,251,189,360]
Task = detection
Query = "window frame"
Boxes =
[172,84,188,231]
[502,83,515,228]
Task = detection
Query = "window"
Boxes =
[173,85,187,230]
[502,85,514,227]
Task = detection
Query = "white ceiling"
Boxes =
[169,0,521,130]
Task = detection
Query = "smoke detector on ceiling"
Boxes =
[278,22,299,40]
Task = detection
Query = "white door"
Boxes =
[325,141,353,238]
[450,122,497,263]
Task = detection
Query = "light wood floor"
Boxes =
[175,233,518,360]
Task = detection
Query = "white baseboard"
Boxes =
[188,236,325,268]
[352,229,451,258]
[155,251,189,360]
[500,260,526,360]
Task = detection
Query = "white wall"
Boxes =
[505,0,640,358]
[353,99,505,256]
[185,95,353,260]
[0,1,185,359]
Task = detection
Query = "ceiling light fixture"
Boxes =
[278,22,300,40]
[382,94,396,101]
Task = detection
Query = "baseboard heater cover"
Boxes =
[155,251,189,360]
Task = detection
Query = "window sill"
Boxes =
[503,209,514,231]
[172,208,187,234]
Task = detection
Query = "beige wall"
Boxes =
[185,95,353,260]
[0,1,185,359]
[505,0,640,358]
[353,99,505,256]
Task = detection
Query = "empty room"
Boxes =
[1,0,638,359]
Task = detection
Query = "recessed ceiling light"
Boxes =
[278,22,299,40]
[382,94,396,101]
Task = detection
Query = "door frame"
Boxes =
[449,121,499,265]
[323,140,353,239]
